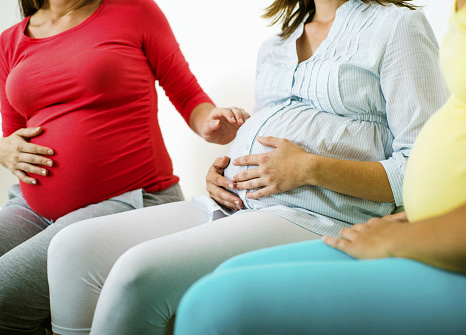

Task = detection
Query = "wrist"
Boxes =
[189,103,215,137]
[301,153,320,186]
[384,223,413,258]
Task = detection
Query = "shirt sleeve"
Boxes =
[138,0,214,125]
[0,32,26,137]
[378,10,447,206]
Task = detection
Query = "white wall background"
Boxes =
[0,0,455,204]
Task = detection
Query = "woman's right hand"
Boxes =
[206,156,243,211]
[0,127,54,185]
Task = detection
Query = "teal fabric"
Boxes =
[175,240,466,335]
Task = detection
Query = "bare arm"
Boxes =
[189,102,216,136]
[188,103,249,145]
[324,204,466,273]
[233,136,394,203]
[308,155,394,203]
[390,204,466,273]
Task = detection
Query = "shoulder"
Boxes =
[126,0,168,27]
[256,34,283,68]
[102,0,164,19]
[362,0,413,17]
[366,3,433,39]
[134,0,163,15]
[390,10,436,47]
[354,2,436,50]
[101,0,169,37]
[0,19,27,68]
[258,35,281,56]
[1,18,27,46]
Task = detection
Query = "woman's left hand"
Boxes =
[201,107,250,144]
[232,136,313,199]
[323,216,409,259]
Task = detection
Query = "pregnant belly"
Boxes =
[223,105,393,221]
[21,113,153,220]
[224,105,390,183]
[403,100,466,222]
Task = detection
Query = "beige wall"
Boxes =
[0,0,455,205]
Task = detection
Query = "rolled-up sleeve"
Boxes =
[379,10,447,206]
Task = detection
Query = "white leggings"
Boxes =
[47,201,320,335]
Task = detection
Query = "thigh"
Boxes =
[49,201,209,334]
[215,239,353,273]
[54,185,182,228]
[0,189,170,335]
[0,221,62,335]
[90,212,319,335]
[0,184,50,255]
[176,258,466,335]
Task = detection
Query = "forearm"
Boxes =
[307,155,394,203]
[188,102,216,138]
[388,204,466,273]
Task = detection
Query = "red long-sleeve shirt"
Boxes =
[0,0,213,220]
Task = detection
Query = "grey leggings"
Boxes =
[47,201,321,335]
[0,184,183,335]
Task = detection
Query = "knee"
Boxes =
[175,272,250,335]
[101,246,152,299]
[48,223,90,267]
[92,245,177,331]
[101,244,167,305]
[106,244,173,302]
[47,221,104,286]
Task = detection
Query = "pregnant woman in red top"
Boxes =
[0,0,247,333]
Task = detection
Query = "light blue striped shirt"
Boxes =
[194,0,447,237]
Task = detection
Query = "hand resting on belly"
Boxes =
[0,126,54,185]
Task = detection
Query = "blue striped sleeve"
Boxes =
[378,10,446,206]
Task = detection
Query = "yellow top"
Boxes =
[403,1,466,222]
